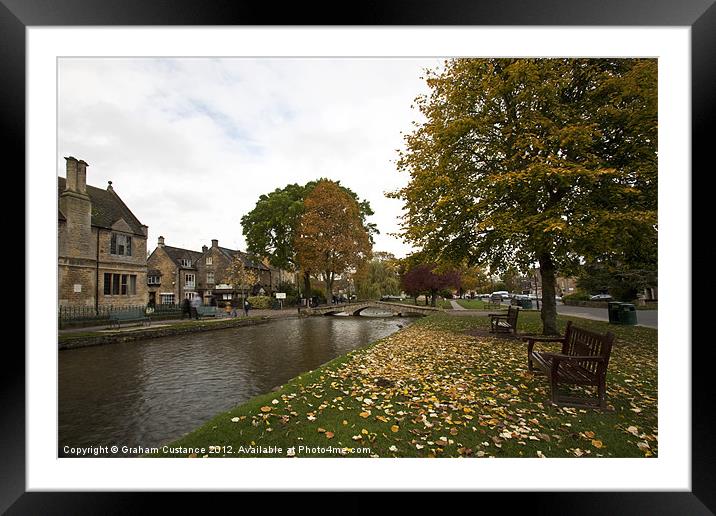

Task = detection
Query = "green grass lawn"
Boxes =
[455,299,491,310]
[152,312,657,459]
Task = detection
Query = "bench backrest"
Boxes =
[507,305,519,325]
[111,309,146,320]
[561,321,615,375]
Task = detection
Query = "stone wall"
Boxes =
[147,246,180,302]
[59,316,274,350]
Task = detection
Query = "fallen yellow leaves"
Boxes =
[222,320,656,459]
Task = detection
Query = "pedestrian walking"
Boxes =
[190,295,202,320]
[244,298,251,316]
[181,297,191,319]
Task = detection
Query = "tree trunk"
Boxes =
[538,253,559,335]
[324,271,334,300]
[303,271,311,298]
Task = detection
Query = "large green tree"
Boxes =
[241,180,377,297]
[390,58,657,334]
[354,252,402,300]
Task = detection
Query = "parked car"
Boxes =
[590,294,613,300]
[491,290,509,300]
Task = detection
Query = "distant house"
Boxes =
[195,239,272,305]
[147,237,283,306]
[146,237,204,305]
[58,157,148,309]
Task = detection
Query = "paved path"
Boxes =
[449,300,467,310]
[443,301,657,329]
[556,304,657,329]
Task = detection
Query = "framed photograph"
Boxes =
[10,0,711,512]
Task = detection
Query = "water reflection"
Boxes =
[58,315,413,457]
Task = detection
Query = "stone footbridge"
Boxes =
[299,301,442,317]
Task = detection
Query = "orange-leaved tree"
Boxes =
[295,179,372,298]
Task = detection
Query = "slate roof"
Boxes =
[58,177,146,236]
[161,245,204,269]
[217,246,270,271]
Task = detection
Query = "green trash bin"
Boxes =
[620,303,637,325]
[608,301,623,324]
[520,298,533,309]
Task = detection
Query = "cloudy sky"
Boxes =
[58,58,445,258]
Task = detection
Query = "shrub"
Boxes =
[247,296,271,309]
[438,288,454,299]
[310,288,327,304]
[563,291,590,302]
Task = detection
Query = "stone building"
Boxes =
[195,239,272,306]
[146,237,204,306]
[58,157,148,309]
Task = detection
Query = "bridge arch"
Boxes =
[300,301,441,318]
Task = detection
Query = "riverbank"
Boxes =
[152,312,657,458]
[59,310,300,350]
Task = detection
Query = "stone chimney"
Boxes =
[202,245,208,253]
[211,239,218,248]
[64,156,89,195]
[60,156,92,259]
[158,236,165,247]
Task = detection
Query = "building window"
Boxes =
[110,233,132,256]
[206,257,212,265]
[185,273,195,289]
[148,275,161,285]
[160,293,175,304]
[222,294,233,300]
[185,292,197,300]
[207,271,214,284]
[103,273,137,296]
[181,259,192,267]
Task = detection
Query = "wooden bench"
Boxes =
[487,294,503,309]
[489,305,520,334]
[522,321,615,409]
[108,308,150,329]
[196,306,219,318]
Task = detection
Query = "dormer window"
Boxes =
[181,259,191,267]
[110,233,132,256]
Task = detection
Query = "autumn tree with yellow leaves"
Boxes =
[295,180,373,297]
[390,58,657,334]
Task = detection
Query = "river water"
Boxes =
[58,312,414,457]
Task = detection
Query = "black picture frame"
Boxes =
[7,0,710,512]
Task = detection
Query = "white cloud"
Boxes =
[58,57,443,257]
